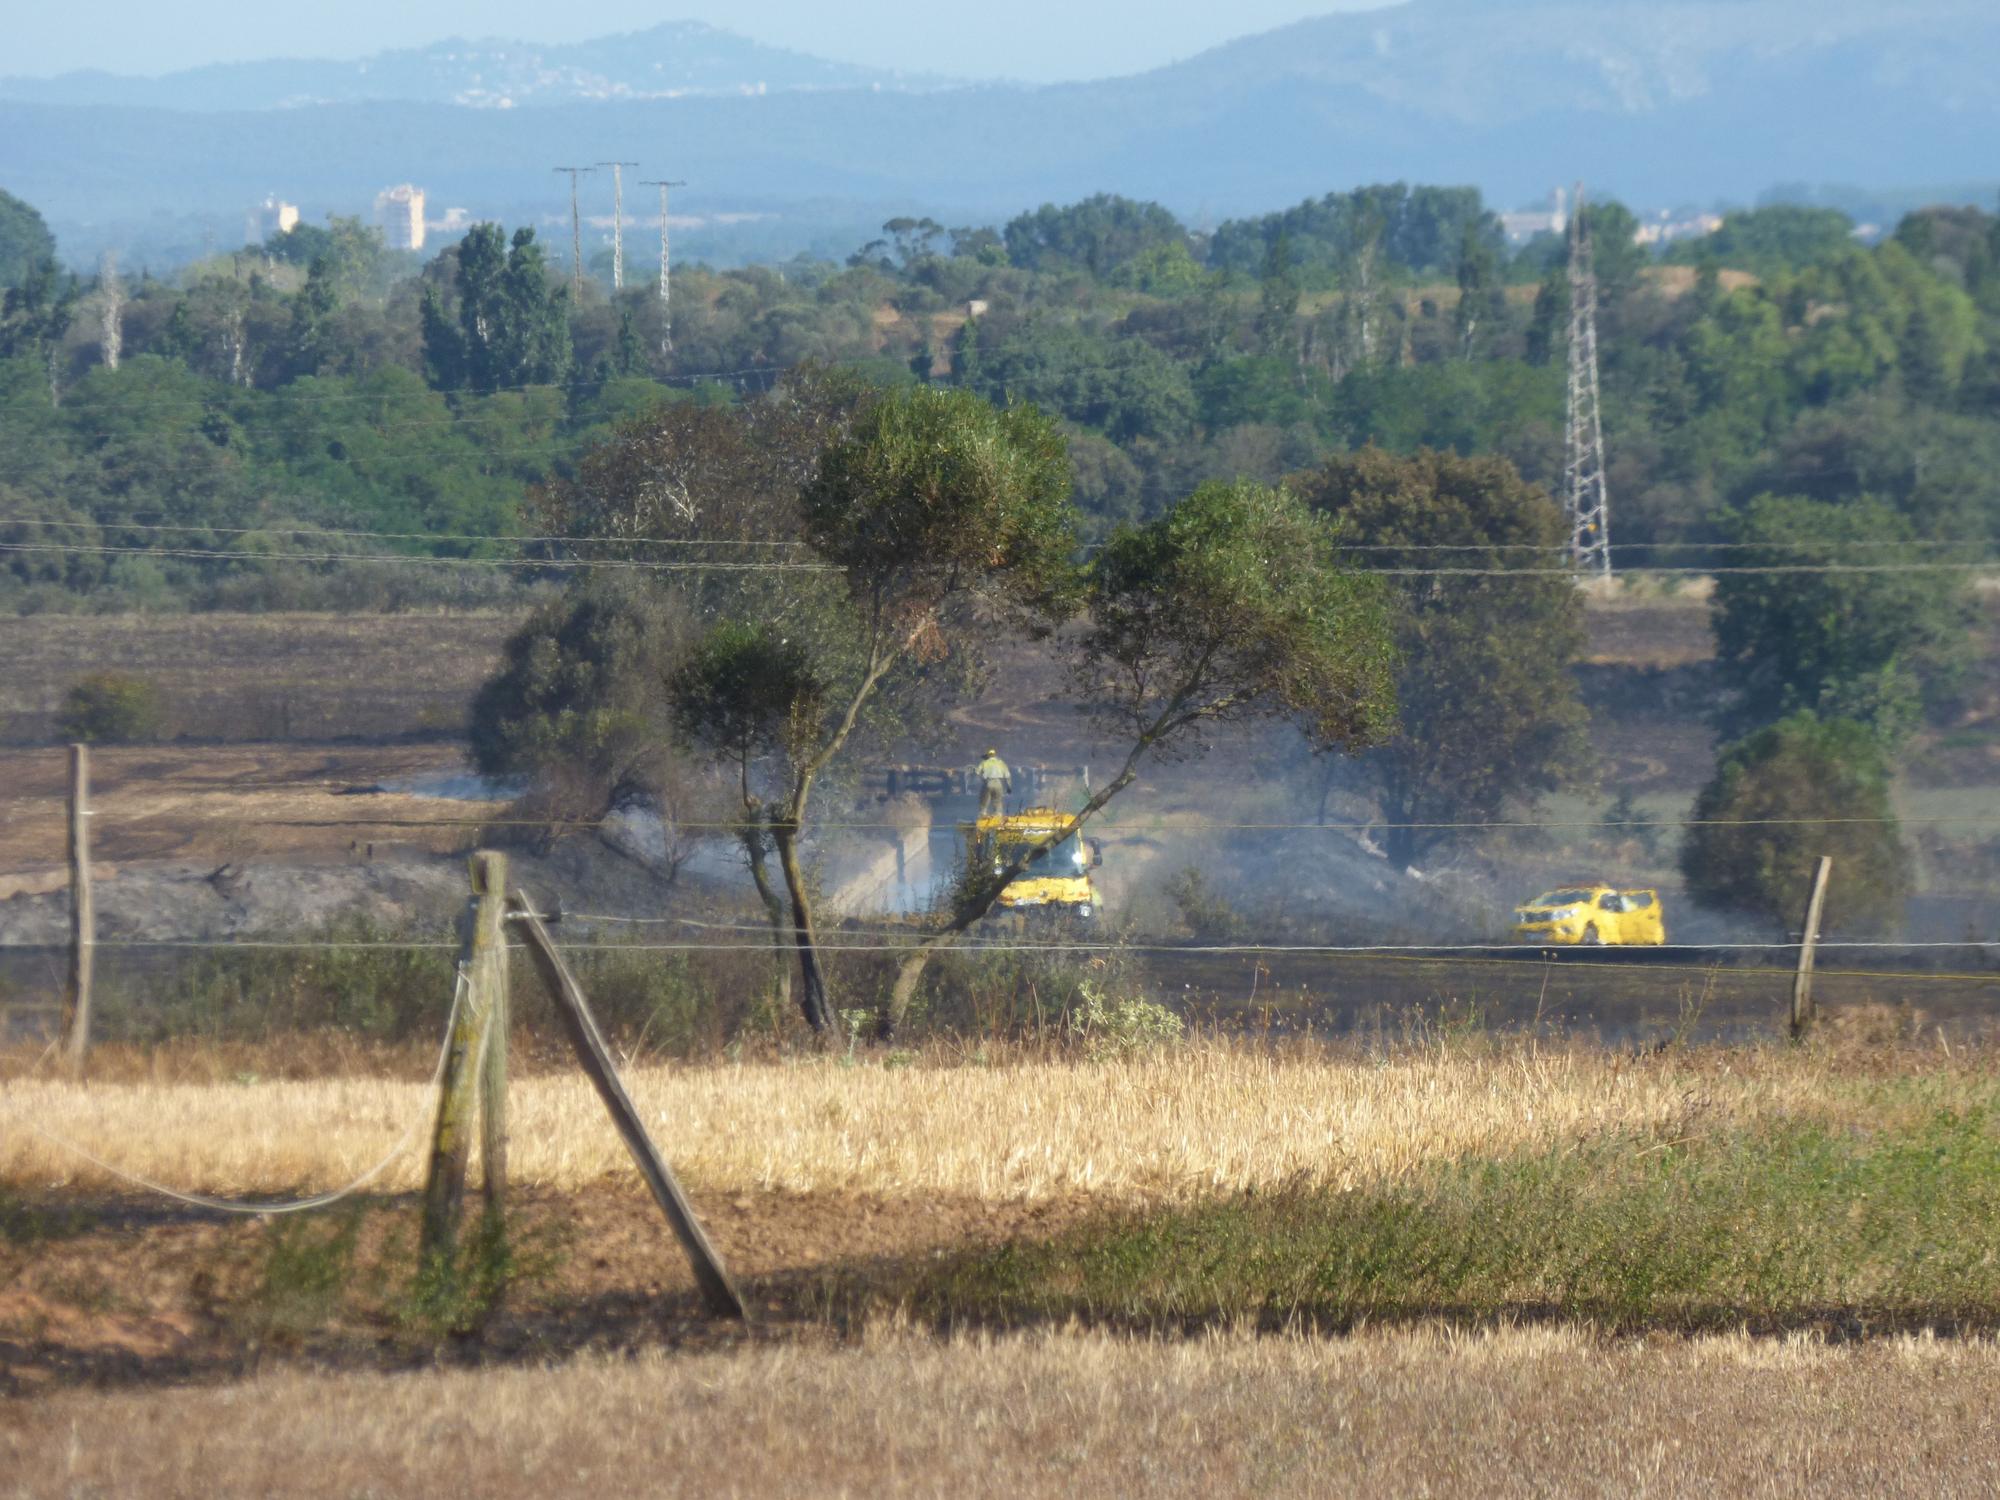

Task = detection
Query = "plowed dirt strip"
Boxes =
[0,1183,1091,1393]
[0,741,494,875]
[2,1047,1952,1201]
[5,1327,1998,1498]
[0,611,516,748]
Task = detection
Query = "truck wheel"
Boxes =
[1581,923,1603,945]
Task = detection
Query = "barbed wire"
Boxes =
[0,967,468,1213]
[0,934,1994,956]
[102,810,2000,834]
[539,913,2000,983]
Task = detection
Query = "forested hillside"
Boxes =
[3,182,1998,611]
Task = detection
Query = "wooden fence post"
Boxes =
[1790,855,1832,1040]
[508,892,746,1320]
[60,744,94,1074]
[420,850,507,1264]
[475,854,510,1214]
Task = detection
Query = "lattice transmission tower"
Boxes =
[553,166,594,299]
[640,179,685,350]
[1563,183,1612,576]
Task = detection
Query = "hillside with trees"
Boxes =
[4,184,1997,617]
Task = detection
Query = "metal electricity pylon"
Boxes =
[552,166,595,299]
[640,178,686,348]
[1563,183,1612,577]
[596,161,640,291]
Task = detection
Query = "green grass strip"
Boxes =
[900,1100,2000,1332]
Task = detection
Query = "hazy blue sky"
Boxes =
[8,1,1397,82]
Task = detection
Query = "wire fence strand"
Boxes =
[0,967,467,1213]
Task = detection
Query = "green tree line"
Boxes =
[3,181,1999,621]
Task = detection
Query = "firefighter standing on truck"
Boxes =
[976,748,1012,819]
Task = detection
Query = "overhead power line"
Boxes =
[4,538,1999,580]
[0,516,815,548]
[0,541,837,572]
[10,513,1998,561]
[0,363,788,418]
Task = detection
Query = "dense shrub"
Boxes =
[1680,712,1912,935]
[1164,866,1244,941]
[55,671,165,743]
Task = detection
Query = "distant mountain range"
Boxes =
[0,22,952,111]
[4,0,1997,265]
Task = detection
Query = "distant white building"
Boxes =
[247,194,300,243]
[375,184,427,251]
[1500,188,1568,245]
[1502,188,1723,249]
[1634,211,1724,247]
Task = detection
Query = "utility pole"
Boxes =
[552,166,594,300]
[596,161,640,292]
[97,251,124,372]
[640,179,685,349]
[1563,182,1612,577]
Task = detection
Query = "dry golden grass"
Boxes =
[7,1325,1999,1497]
[0,1042,1971,1203]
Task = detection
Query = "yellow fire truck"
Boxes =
[966,808,1103,920]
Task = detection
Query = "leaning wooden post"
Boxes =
[1790,854,1832,1040]
[509,892,747,1320]
[60,744,94,1074]
[419,850,506,1264]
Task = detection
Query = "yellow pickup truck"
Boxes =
[1513,886,1666,946]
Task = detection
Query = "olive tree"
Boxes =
[673,384,1081,1036]
[880,477,1400,1032]
[668,622,824,1017]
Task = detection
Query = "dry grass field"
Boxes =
[6,1039,1999,1494]
[6,1326,1998,1498]
[1,1040,1970,1202]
